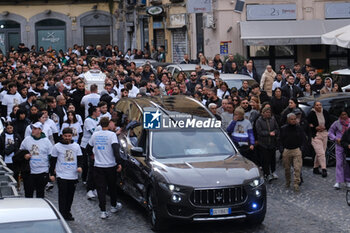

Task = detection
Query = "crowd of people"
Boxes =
[0,43,350,220]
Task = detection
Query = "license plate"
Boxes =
[210,208,231,216]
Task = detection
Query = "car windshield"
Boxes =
[225,80,243,89]
[151,129,236,158]
[0,220,67,233]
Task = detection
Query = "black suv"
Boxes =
[115,95,266,230]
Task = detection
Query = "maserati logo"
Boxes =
[216,191,223,202]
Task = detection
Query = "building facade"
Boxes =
[195,0,350,74]
[0,0,123,53]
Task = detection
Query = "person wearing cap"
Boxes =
[15,121,54,198]
[49,127,83,221]
[328,110,350,189]
[255,107,279,182]
[280,113,305,192]
[86,117,123,219]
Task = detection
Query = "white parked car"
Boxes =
[0,198,72,233]
[205,73,258,89]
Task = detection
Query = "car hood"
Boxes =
[152,155,260,188]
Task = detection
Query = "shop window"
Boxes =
[275,45,294,57]
[329,45,347,56]
[249,46,270,57]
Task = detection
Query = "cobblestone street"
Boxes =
[44,159,350,233]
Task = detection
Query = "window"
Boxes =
[249,46,270,57]
[84,26,110,47]
[275,45,294,56]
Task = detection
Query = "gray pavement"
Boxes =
[44,159,350,233]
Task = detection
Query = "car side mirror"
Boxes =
[131,147,144,157]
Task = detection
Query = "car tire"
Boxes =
[148,188,166,231]
[245,203,266,226]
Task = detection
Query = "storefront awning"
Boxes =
[240,19,350,46]
[321,25,350,48]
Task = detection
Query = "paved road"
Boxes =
[44,159,350,233]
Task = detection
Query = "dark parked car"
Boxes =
[115,95,266,230]
[298,93,350,166]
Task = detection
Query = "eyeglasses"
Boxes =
[233,99,238,101]
[191,75,196,77]
[241,102,249,104]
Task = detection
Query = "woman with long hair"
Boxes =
[61,111,83,144]
[308,101,331,177]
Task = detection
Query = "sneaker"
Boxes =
[346,182,350,189]
[93,189,98,197]
[322,169,327,178]
[87,190,96,200]
[110,202,122,213]
[83,181,87,185]
[334,183,340,190]
[100,211,109,219]
[272,172,278,179]
[46,182,54,191]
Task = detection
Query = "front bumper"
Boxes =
[155,183,266,222]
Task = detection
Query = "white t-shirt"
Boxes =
[20,135,52,174]
[80,117,99,148]
[88,130,119,168]
[81,93,100,118]
[61,122,82,143]
[51,142,82,180]
[100,112,111,120]
[50,112,61,133]
[63,114,83,126]
[4,133,15,164]
[2,92,23,119]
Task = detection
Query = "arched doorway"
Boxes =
[35,19,66,52]
[0,20,20,54]
[80,12,112,46]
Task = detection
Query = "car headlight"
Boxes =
[249,177,264,188]
[159,183,182,192]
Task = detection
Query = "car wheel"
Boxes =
[148,188,166,231]
[245,203,266,225]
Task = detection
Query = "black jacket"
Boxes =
[12,149,31,175]
[0,132,22,158]
[307,109,331,138]
[255,116,279,149]
[280,124,305,149]
[281,84,304,99]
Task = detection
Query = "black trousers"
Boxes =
[57,178,77,218]
[94,166,117,211]
[87,155,95,192]
[81,147,88,182]
[259,146,276,176]
[23,173,48,198]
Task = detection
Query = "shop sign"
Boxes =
[37,29,65,51]
[146,6,164,16]
[187,0,212,13]
[220,41,229,55]
[247,4,296,21]
[169,14,186,28]
[325,2,350,19]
